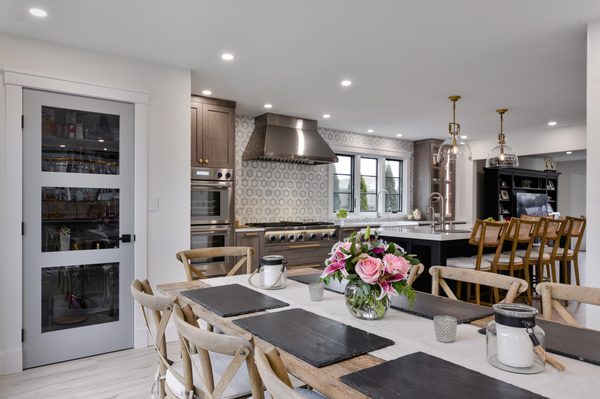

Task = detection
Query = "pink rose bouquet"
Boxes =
[321,227,418,319]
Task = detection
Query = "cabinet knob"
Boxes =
[197,159,203,164]
[204,159,209,164]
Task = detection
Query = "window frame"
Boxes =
[329,148,409,218]
[332,154,355,213]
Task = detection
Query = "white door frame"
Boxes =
[1,69,149,374]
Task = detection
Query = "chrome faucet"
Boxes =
[377,189,393,217]
[427,192,445,231]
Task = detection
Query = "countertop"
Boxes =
[376,225,472,241]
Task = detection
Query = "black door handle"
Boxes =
[119,234,132,243]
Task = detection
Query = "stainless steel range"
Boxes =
[246,221,339,268]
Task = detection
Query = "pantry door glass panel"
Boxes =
[22,89,134,368]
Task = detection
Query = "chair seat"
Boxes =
[512,249,550,261]
[166,352,252,399]
[446,256,491,270]
[483,253,523,264]
[545,246,574,257]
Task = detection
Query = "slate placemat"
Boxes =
[181,284,288,317]
[233,308,394,367]
[288,273,347,294]
[391,291,493,324]
[340,351,547,399]
[537,318,600,366]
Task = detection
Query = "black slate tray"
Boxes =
[181,284,288,317]
[391,291,493,324]
[340,351,547,399]
[536,318,600,366]
[233,308,394,367]
[288,273,346,294]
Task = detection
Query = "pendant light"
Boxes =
[485,108,519,168]
[437,96,472,164]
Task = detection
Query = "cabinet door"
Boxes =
[235,232,263,274]
[191,101,203,167]
[202,104,235,169]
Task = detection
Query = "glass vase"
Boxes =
[344,281,390,320]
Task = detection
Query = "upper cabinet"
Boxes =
[191,95,236,169]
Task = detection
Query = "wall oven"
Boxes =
[191,167,233,225]
[190,224,233,277]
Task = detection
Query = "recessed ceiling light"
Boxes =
[460,135,468,139]
[340,80,352,87]
[264,103,273,109]
[396,134,403,137]
[59,144,66,148]
[322,114,331,119]
[566,151,573,154]
[548,121,557,126]
[221,53,234,61]
[367,129,374,133]
[201,89,212,96]
[104,148,108,151]
[29,8,48,18]
[98,139,104,143]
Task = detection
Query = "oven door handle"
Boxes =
[191,226,232,234]
[191,181,233,189]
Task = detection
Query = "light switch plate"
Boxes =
[148,195,159,212]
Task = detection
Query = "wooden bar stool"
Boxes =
[529,217,567,286]
[445,220,508,304]
[546,216,586,286]
[496,217,540,304]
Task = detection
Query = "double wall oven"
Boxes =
[191,167,234,276]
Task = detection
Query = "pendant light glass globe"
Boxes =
[485,108,519,168]
[436,96,473,164]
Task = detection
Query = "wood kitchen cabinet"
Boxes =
[235,231,263,273]
[191,95,236,169]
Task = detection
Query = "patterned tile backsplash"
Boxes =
[234,115,414,223]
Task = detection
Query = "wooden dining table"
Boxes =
[157,268,599,399]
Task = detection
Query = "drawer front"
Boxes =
[265,241,333,267]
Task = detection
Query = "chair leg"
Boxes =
[550,262,557,283]
[475,283,481,305]
[456,280,462,300]
[573,256,581,286]
[466,283,472,303]
[523,264,532,305]
[562,260,569,285]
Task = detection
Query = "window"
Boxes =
[360,157,378,212]
[332,154,354,212]
[384,159,403,213]
[331,153,405,216]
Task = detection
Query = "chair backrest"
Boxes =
[560,216,587,257]
[469,220,508,269]
[406,263,425,288]
[130,279,176,398]
[504,217,540,261]
[536,282,600,327]
[176,247,254,281]
[171,304,263,399]
[520,214,541,222]
[429,266,528,304]
[535,217,567,261]
[254,346,305,399]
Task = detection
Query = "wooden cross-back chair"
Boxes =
[536,282,600,328]
[496,217,540,304]
[549,216,586,285]
[429,266,528,305]
[406,263,425,288]
[130,279,177,399]
[168,304,263,399]
[446,220,508,304]
[176,247,254,281]
[254,346,326,399]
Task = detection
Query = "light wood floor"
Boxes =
[0,343,178,399]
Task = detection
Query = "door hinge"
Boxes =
[21,329,24,342]
[21,114,24,129]
[21,222,25,236]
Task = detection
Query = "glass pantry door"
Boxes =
[22,89,135,368]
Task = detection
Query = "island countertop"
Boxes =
[375,225,472,241]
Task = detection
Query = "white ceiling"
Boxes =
[1,0,599,139]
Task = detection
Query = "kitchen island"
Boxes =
[377,225,473,293]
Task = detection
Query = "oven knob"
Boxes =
[225,172,232,179]
[297,233,304,241]
[309,233,317,240]
[330,231,337,239]
[288,234,296,242]
[269,235,277,242]
[217,172,223,179]
[279,235,287,242]
[321,232,330,240]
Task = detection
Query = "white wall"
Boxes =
[0,33,191,373]
[556,160,586,249]
[586,22,600,330]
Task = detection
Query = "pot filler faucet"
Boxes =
[427,192,445,230]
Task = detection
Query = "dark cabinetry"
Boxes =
[413,139,455,221]
[191,96,236,169]
[235,231,263,274]
[483,167,560,221]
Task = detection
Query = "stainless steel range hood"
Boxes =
[242,113,338,165]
